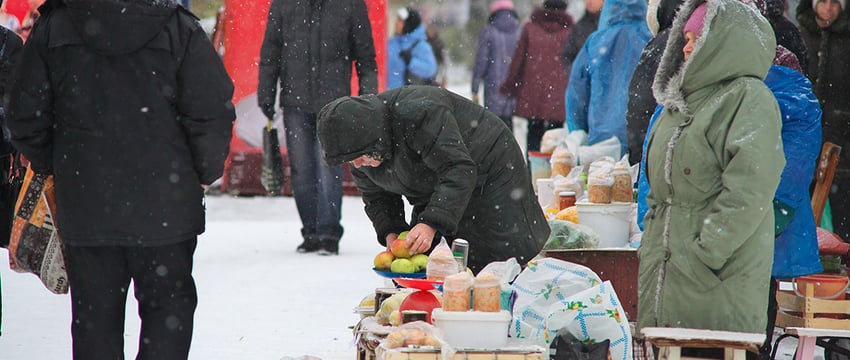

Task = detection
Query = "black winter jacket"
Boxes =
[258,0,378,115]
[318,87,549,272]
[625,0,680,165]
[561,11,599,75]
[7,0,235,247]
[0,28,22,155]
[797,0,850,172]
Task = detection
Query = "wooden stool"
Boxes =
[641,327,765,360]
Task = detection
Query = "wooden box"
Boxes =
[776,283,850,330]
[542,249,639,319]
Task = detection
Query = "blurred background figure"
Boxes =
[797,0,850,241]
[500,0,573,152]
[626,0,683,165]
[426,24,448,87]
[561,0,603,76]
[565,0,651,157]
[387,6,437,89]
[471,0,521,128]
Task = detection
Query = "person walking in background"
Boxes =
[637,0,784,351]
[426,25,448,87]
[471,0,521,128]
[500,0,573,152]
[6,0,235,358]
[258,0,378,255]
[797,0,850,241]
[561,0,603,75]
[759,0,809,74]
[0,0,22,337]
[317,86,549,273]
[387,7,437,89]
[565,0,651,157]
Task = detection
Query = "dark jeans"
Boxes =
[526,118,563,152]
[64,239,198,360]
[283,107,344,242]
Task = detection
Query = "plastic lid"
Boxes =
[559,191,576,196]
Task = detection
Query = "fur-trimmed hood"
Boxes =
[652,0,776,113]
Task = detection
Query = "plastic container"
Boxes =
[575,202,633,248]
[529,152,552,193]
[431,308,511,349]
[793,274,849,299]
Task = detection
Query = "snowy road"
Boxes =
[1,194,391,359]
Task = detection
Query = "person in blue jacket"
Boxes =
[387,7,437,90]
[564,0,651,156]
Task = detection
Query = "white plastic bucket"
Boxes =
[576,202,633,248]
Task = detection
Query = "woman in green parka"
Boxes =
[637,0,785,335]
[316,86,550,272]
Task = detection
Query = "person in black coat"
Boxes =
[561,0,602,74]
[0,0,23,337]
[625,0,681,166]
[316,86,550,273]
[6,0,235,357]
[258,0,378,255]
[797,0,850,242]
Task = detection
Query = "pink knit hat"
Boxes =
[490,0,514,13]
[683,3,708,36]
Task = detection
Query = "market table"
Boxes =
[542,248,638,319]
[375,344,547,360]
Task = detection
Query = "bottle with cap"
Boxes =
[451,239,469,273]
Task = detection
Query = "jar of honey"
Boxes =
[559,191,577,210]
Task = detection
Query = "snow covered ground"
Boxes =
[1,195,392,359]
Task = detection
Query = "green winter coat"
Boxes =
[637,0,785,334]
[317,86,550,272]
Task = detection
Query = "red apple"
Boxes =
[373,251,395,270]
[390,239,411,259]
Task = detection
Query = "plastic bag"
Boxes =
[611,155,634,203]
[510,258,631,360]
[541,128,567,155]
[578,136,620,166]
[587,158,615,204]
[562,130,588,161]
[550,148,576,178]
[426,238,458,281]
[543,219,599,250]
[382,321,457,360]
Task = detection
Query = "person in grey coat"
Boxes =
[471,0,521,128]
[317,86,550,272]
[258,0,378,255]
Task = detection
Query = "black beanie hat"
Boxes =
[400,7,422,34]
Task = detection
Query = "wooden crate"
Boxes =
[776,283,850,330]
[375,345,546,360]
[542,249,638,319]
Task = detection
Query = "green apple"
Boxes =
[390,258,417,273]
[410,253,429,272]
[398,231,409,240]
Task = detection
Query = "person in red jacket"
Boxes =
[500,0,573,152]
